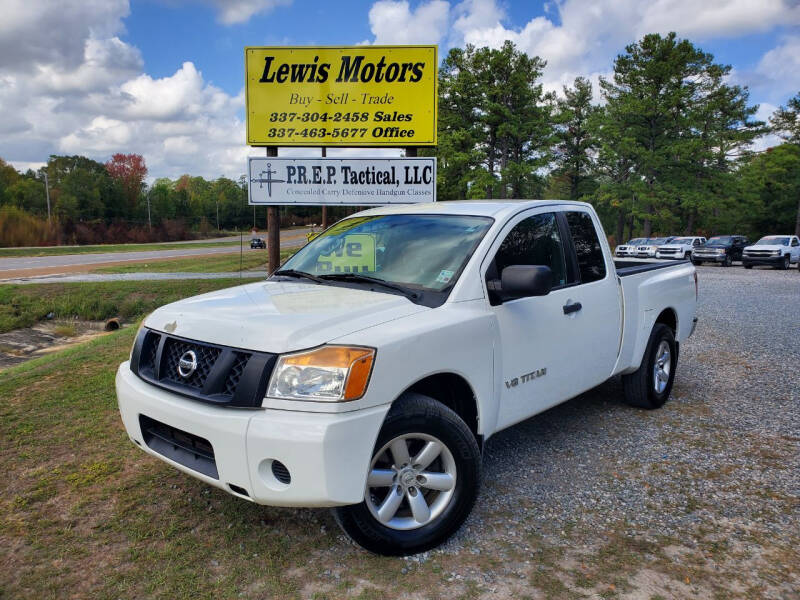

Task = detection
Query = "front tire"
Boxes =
[334,393,481,556]
[780,255,790,270]
[622,323,677,409]
[723,254,732,267]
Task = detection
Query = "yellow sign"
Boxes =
[245,46,437,146]
[315,234,376,274]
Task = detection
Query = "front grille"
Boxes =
[161,338,221,389]
[130,328,277,408]
[139,331,161,374]
[658,248,679,254]
[224,352,251,396]
[745,250,777,258]
[139,415,218,479]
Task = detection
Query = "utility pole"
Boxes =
[43,172,51,223]
[146,191,152,231]
[266,146,280,274]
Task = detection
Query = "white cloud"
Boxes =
[205,0,292,25]
[0,2,253,180]
[368,0,451,44]
[755,35,800,100]
[0,0,129,71]
[432,0,800,95]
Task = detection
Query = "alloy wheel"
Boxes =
[365,433,457,531]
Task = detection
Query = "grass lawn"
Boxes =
[0,279,248,333]
[90,249,295,274]
[0,240,243,258]
[0,330,439,599]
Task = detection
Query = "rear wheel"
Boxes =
[622,323,677,409]
[334,393,481,556]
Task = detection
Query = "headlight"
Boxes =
[267,345,376,402]
[773,250,782,255]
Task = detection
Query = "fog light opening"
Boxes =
[271,460,291,485]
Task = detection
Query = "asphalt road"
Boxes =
[0,229,311,279]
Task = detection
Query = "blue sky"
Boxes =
[1,0,798,179]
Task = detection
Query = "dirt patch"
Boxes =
[0,320,119,370]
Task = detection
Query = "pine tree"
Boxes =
[552,77,600,200]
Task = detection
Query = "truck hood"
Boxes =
[657,244,687,249]
[744,245,785,251]
[143,280,428,354]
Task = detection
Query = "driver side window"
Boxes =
[492,212,568,288]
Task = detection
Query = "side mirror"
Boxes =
[499,265,553,300]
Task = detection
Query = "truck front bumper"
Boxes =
[742,255,784,267]
[116,362,389,507]
[692,253,727,263]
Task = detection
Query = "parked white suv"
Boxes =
[742,235,800,270]
[614,238,646,258]
[117,201,697,555]
[656,236,706,260]
[635,237,674,258]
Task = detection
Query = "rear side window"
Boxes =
[565,211,606,283]
[493,212,568,287]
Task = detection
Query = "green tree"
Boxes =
[552,77,600,200]
[434,42,553,200]
[597,33,762,237]
[738,144,800,237]
[770,92,800,144]
[7,178,47,216]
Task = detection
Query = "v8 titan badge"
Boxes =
[245,46,437,146]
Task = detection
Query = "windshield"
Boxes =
[670,237,694,244]
[279,213,494,292]
[646,238,669,244]
[755,236,789,246]
[707,236,731,244]
[627,238,645,245]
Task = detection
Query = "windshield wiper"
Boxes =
[319,273,419,300]
[271,269,326,284]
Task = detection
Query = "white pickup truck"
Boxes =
[116,200,698,555]
[741,235,800,270]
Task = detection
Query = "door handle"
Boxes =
[563,302,582,315]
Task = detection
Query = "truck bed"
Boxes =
[614,259,687,276]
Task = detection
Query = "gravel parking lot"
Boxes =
[2,266,797,599]
[301,265,800,598]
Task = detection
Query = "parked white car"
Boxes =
[655,236,707,260]
[614,238,646,257]
[635,237,674,257]
[116,200,698,555]
[742,235,800,270]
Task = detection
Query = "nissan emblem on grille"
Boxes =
[177,350,198,378]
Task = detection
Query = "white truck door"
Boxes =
[560,209,623,393]
[484,209,589,430]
